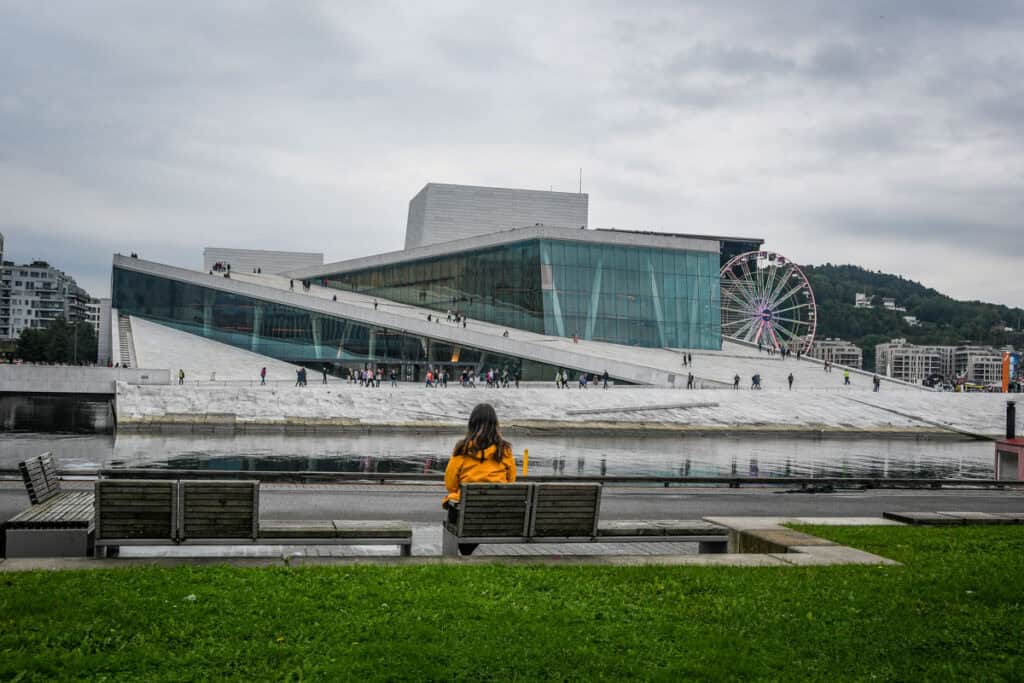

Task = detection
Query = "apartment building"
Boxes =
[875,339,952,383]
[809,338,863,369]
[0,259,92,341]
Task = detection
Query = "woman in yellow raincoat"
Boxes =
[442,403,517,554]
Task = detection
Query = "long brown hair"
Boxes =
[454,403,510,462]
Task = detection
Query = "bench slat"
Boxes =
[179,481,258,540]
[96,480,176,541]
[530,483,601,537]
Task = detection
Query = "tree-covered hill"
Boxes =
[801,264,1024,370]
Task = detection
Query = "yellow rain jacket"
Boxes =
[442,442,516,507]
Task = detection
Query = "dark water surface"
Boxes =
[0,395,113,433]
[0,431,996,480]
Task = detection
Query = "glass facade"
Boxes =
[321,238,720,349]
[322,241,544,334]
[111,267,561,381]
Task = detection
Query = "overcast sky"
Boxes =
[1,1,1022,306]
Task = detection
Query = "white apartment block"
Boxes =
[962,354,1004,385]
[809,338,863,369]
[0,260,91,341]
[875,338,1010,384]
[405,183,589,249]
[875,339,952,383]
[85,298,103,335]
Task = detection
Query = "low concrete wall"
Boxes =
[0,366,170,395]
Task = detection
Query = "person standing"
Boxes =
[178,369,184,385]
[733,373,740,390]
[873,375,881,392]
[602,370,609,389]
[843,369,851,386]
[260,367,266,385]
[687,372,694,389]
[322,366,329,384]
[788,372,794,390]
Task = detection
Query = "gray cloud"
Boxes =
[0,1,1022,307]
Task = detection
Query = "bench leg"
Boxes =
[400,541,412,557]
[442,528,460,558]
[699,540,728,554]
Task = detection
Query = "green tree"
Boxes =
[15,317,98,364]
[803,264,1024,371]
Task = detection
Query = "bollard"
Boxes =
[523,448,529,476]
[1007,401,1016,440]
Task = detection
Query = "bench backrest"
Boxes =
[529,483,602,537]
[457,484,532,537]
[179,481,258,541]
[95,480,177,541]
[19,452,62,505]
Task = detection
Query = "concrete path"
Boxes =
[0,516,904,571]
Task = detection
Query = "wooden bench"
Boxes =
[442,483,728,556]
[94,480,411,557]
[2,453,94,557]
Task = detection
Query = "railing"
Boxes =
[1,468,1022,489]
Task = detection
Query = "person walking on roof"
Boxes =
[873,375,881,392]
[178,369,184,385]
[788,372,794,390]
[843,369,851,386]
[260,367,266,385]
[733,373,740,390]
[602,370,609,389]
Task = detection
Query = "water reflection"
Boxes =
[0,396,113,433]
[0,431,996,480]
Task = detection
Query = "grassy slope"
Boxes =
[1,526,1022,681]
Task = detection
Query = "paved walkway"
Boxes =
[0,516,902,571]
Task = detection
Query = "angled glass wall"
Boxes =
[320,238,721,350]
[321,241,544,333]
[539,240,720,349]
[111,267,562,381]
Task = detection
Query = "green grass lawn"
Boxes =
[2,526,1023,681]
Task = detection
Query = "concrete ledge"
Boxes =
[883,511,1024,526]
[936,511,1019,525]
[0,553,791,571]
[728,528,837,554]
[882,511,958,525]
[771,546,900,566]
[706,516,900,566]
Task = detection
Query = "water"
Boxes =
[0,431,996,480]
[0,395,114,433]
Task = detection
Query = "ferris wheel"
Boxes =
[720,251,817,353]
